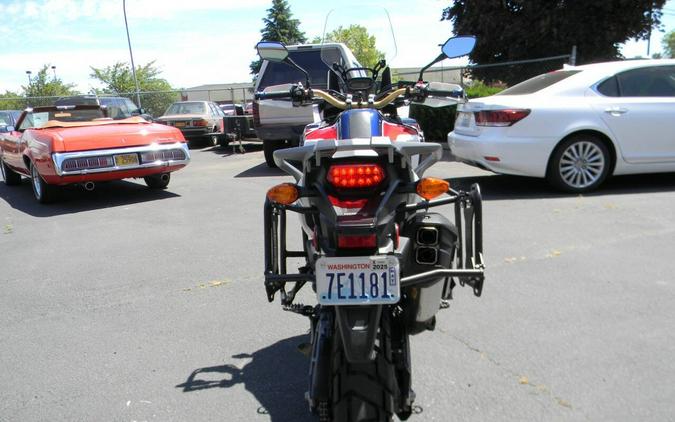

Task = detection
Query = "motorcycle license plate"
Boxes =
[114,153,139,167]
[315,256,400,306]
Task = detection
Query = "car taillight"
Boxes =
[474,109,530,127]
[252,102,260,126]
[337,234,377,249]
[192,119,208,127]
[140,149,186,163]
[62,156,114,171]
[327,164,384,188]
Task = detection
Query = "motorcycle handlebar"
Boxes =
[254,91,292,100]
[254,84,455,110]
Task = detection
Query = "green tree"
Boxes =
[90,61,177,117]
[250,0,307,75]
[0,91,26,111]
[662,30,675,58]
[315,25,384,68]
[23,64,77,106]
[443,0,666,85]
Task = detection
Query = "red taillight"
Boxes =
[252,102,260,126]
[192,119,208,127]
[328,196,368,209]
[327,164,385,189]
[474,109,530,127]
[337,234,377,249]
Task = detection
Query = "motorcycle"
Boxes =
[256,18,485,422]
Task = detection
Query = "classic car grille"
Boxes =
[140,149,187,163]
[62,156,114,171]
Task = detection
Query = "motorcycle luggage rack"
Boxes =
[263,183,486,303]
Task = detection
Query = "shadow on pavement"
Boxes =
[235,162,285,178]
[0,179,179,217]
[176,334,313,422]
[449,172,675,201]
[204,141,264,158]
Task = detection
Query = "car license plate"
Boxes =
[315,256,400,305]
[114,153,139,167]
[456,111,473,128]
[174,121,186,127]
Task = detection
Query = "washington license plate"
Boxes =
[114,153,139,167]
[315,256,400,305]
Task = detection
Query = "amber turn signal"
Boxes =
[416,178,450,200]
[267,183,299,205]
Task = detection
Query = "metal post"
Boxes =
[25,70,31,107]
[123,0,142,109]
[51,66,56,79]
[570,45,577,66]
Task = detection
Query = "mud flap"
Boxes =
[335,305,382,364]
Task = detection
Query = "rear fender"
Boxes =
[335,305,382,364]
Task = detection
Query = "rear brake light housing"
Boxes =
[327,164,385,189]
[474,109,530,127]
[337,234,377,249]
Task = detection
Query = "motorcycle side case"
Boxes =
[400,212,458,335]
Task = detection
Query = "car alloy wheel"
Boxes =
[559,141,606,189]
[30,162,57,203]
[1,156,22,185]
[548,135,610,193]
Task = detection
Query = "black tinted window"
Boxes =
[498,70,581,95]
[597,76,619,97]
[617,66,675,97]
[258,49,333,90]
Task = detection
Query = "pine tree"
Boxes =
[250,0,307,75]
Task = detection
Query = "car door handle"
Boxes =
[604,107,628,115]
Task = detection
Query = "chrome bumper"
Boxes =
[52,142,190,176]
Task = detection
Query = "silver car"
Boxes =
[156,101,225,146]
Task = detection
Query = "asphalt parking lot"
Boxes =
[1,143,674,421]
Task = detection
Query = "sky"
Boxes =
[0,0,674,94]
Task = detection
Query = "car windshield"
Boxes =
[0,111,14,125]
[20,107,107,129]
[497,70,581,95]
[258,48,338,90]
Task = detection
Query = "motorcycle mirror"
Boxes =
[256,41,289,62]
[441,36,476,59]
[418,35,476,81]
[256,40,312,89]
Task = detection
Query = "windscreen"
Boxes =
[20,108,106,129]
[319,7,397,70]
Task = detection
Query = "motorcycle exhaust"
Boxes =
[416,246,438,265]
[160,173,170,183]
[417,227,439,246]
[83,181,95,191]
[416,226,439,265]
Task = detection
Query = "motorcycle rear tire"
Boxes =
[331,313,397,422]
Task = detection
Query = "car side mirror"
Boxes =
[256,41,289,62]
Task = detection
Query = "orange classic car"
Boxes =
[0,105,190,203]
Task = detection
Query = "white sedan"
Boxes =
[449,59,675,192]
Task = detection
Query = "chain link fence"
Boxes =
[0,87,254,118]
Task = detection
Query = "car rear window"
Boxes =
[258,49,335,90]
[166,102,206,115]
[497,70,581,95]
[0,112,13,125]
